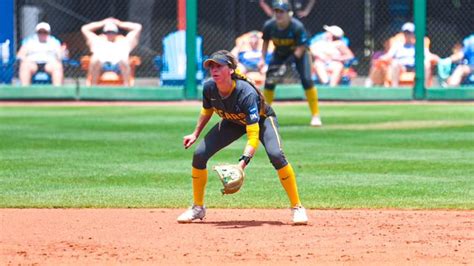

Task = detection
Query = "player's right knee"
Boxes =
[192,149,209,170]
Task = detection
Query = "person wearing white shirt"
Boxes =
[16,22,63,86]
[81,17,142,86]
[379,22,438,87]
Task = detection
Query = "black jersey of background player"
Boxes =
[202,79,275,126]
[262,17,309,57]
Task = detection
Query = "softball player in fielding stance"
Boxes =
[177,50,308,225]
[260,0,322,126]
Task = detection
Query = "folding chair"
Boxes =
[155,30,204,86]
[81,55,141,86]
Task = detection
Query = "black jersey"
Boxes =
[202,79,275,126]
[262,17,309,57]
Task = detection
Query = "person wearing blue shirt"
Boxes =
[446,34,474,86]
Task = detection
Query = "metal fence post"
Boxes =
[185,0,198,99]
[413,0,426,100]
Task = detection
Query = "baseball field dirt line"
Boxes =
[1,209,472,265]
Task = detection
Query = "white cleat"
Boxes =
[177,205,206,223]
[292,206,308,225]
[310,115,322,127]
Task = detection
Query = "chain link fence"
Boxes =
[11,0,474,87]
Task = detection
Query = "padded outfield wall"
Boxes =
[1,85,473,101]
[0,0,473,101]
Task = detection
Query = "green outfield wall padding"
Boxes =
[198,85,413,101]
[272,85,414,100]
[0,85,77,99]
[426,87,474,100]
[0,86,185,101]
[79,86,184,101]
[1,85,473,101]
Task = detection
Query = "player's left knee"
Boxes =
[192,147,210,169]
[267,150,288,169]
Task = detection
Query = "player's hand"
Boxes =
[183,134,197,149]
[238,160,247,170]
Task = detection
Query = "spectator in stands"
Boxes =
[444,34,474,86]
[231,31,267,86]
[232,31,264,73]
[310,25,354,87]
[81,17,142,86]
[16,22,64,86]
[259,0,316,18]
[377,22,438,87]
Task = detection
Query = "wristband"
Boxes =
[238,155,252,165]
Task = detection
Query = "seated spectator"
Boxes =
[231,31,269,86]
[81,17,142,86]
[310,25,355,86]
[444,34,474,86]
[377,22,438,87]
[16,22,64,86]
[365,39,390,87]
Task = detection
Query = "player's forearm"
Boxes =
[242,122,259,160]
[192,112,212,137]
[294,46,306,59]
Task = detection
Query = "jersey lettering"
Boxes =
[272,38,296,47]
[213,107,248,125]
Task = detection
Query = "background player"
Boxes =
[259,0,322,126]
[177,50,308,225]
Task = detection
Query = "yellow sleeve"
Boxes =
[246,122,260,149]
[200,107,213,116]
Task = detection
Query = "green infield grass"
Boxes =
[1,103,473,209]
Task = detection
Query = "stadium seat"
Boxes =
[309,32,357,85]
[81,55,141,86]
[154,30,204,86]
[31,65,52,84]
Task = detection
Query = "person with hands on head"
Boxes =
[259,0,322,127]
[81,17,142,86]
[178,50,308,225]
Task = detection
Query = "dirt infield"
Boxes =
[1,209,472,265]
